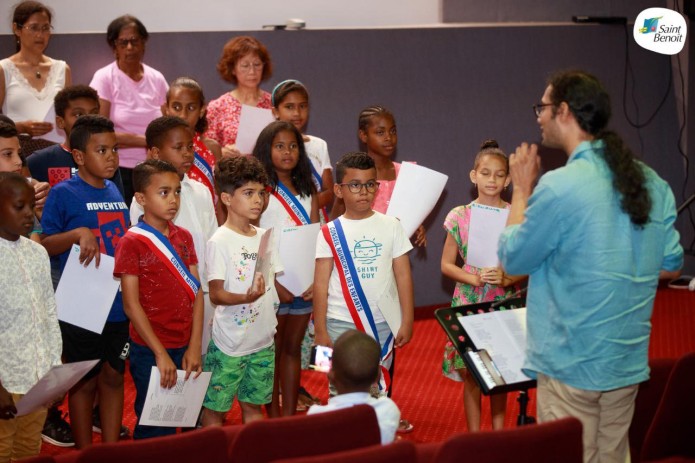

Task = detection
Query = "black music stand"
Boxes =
[435,297,537,426]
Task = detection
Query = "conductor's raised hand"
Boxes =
[509,143,541,196]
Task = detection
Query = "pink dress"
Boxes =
[441,202,521,380]
[372,162,401,214]
[204,91,272,148]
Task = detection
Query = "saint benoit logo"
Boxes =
[633,8,687,55]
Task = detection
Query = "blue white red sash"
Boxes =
[191,134,216,202]
[322,219,394,392]
[271,182,311,226]
[129,221,200,302]
[310,163,329,223]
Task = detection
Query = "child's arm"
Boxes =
[275,280,294,304]
[309,193,320,224]
[208,275,266,306]
[313,257,334,347]
[412,224,427,247]
[121,274,177,388]
[393,254,414,348]
[182,265,203,380]
[41,227,101,267]
[440,233,483,287]
[481,268,527,288]
[318,168,334,210]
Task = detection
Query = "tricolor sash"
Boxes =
[310,163,329,223]
[271,182,311,226]
[322,219,394,392]
[129,221,200,302]
[191,134,216,201]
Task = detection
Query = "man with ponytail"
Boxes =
[498,70,683,463]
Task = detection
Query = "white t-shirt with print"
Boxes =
[305,135,332,175]
[260,191,313,229]
[315,212,412,324]
[206,225,283,356]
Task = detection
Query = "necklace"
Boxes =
[35,69,41,79]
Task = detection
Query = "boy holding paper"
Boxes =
[201,156,282,425]
[0,172,62,461]
[114,159,203,439]
[40,115,129,448]
[313,152,414,397]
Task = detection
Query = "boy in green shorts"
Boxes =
[201,156,282,425]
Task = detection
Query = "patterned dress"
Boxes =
[441,202,520,381]
[204,91,272,148]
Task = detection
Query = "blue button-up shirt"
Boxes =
[499,140,683,391]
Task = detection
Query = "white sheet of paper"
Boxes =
[254,228,274,291]
[385,163,448,237]
[377,277,402,336]
[15,360,99,416]
[466,203,510,269]
[235,105,275,154]
[139,368,212,427]
[55,244,120,334]
[276,223,321,296]
[458,308,531,384]
[41,106,64,144]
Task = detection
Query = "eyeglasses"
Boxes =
[338,181,380,194]
[237,62,263,73]
[115,37,143,48]
[19,23,53,34]
[532,103,554,117]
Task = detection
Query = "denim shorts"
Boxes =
[277,296,312,316]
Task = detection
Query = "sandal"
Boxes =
[397,419,414,434]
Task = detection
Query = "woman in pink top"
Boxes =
[90,15,168,206]
[205,36,273,158]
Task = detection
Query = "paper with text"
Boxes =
[277,223,321,296]
[56,245,120,334]
[385,163,448,237]
[16,360,99,416]
[140,368,212,427]
[458,308,531,384]
[467,203,509,269]
[235,105,275,154]
[41,106,64,143]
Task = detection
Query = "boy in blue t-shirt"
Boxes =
[40,115,129,449]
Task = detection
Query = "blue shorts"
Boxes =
[277,296,312,316]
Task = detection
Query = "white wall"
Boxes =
[0,0,441,34]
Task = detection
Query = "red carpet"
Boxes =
[40,287,695,456]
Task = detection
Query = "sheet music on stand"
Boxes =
[435,297,536,395]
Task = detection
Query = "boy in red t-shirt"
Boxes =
[114,159,203,440]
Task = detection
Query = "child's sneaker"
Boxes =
[41,407,75,447]
[92,406,130,438]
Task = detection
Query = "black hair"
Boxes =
[54,85,99,118]
[473,139,509,173]
[331,330,381,391]
[166,77,208,133]
[335,151,375,184]
[0,171,32,200]
[252,120,315,197]
[145,116,190,149]
[215,155,269,196]
[548,70,651,226]
[12,1,52,52]
[357,105,395,132]
[69,115,114,153]
[132,159,178,193]
[0,120,19,139]
[106,14,148,49]
[271,80,309,107]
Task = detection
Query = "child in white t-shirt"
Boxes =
[314,152,414,397]
[201,156,282,425]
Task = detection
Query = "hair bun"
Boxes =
[480,139,499,150]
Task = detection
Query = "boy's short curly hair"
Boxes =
[335,152,375,183]
[215,155,269,196]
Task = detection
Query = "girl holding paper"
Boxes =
[331,105,426,247]
[440,139,524,432]
[206,36,273,158]
[254,120,319,418]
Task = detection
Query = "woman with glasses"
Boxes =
[89,15,168,206]
[1,1,70,146]
[205,36,273,157]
